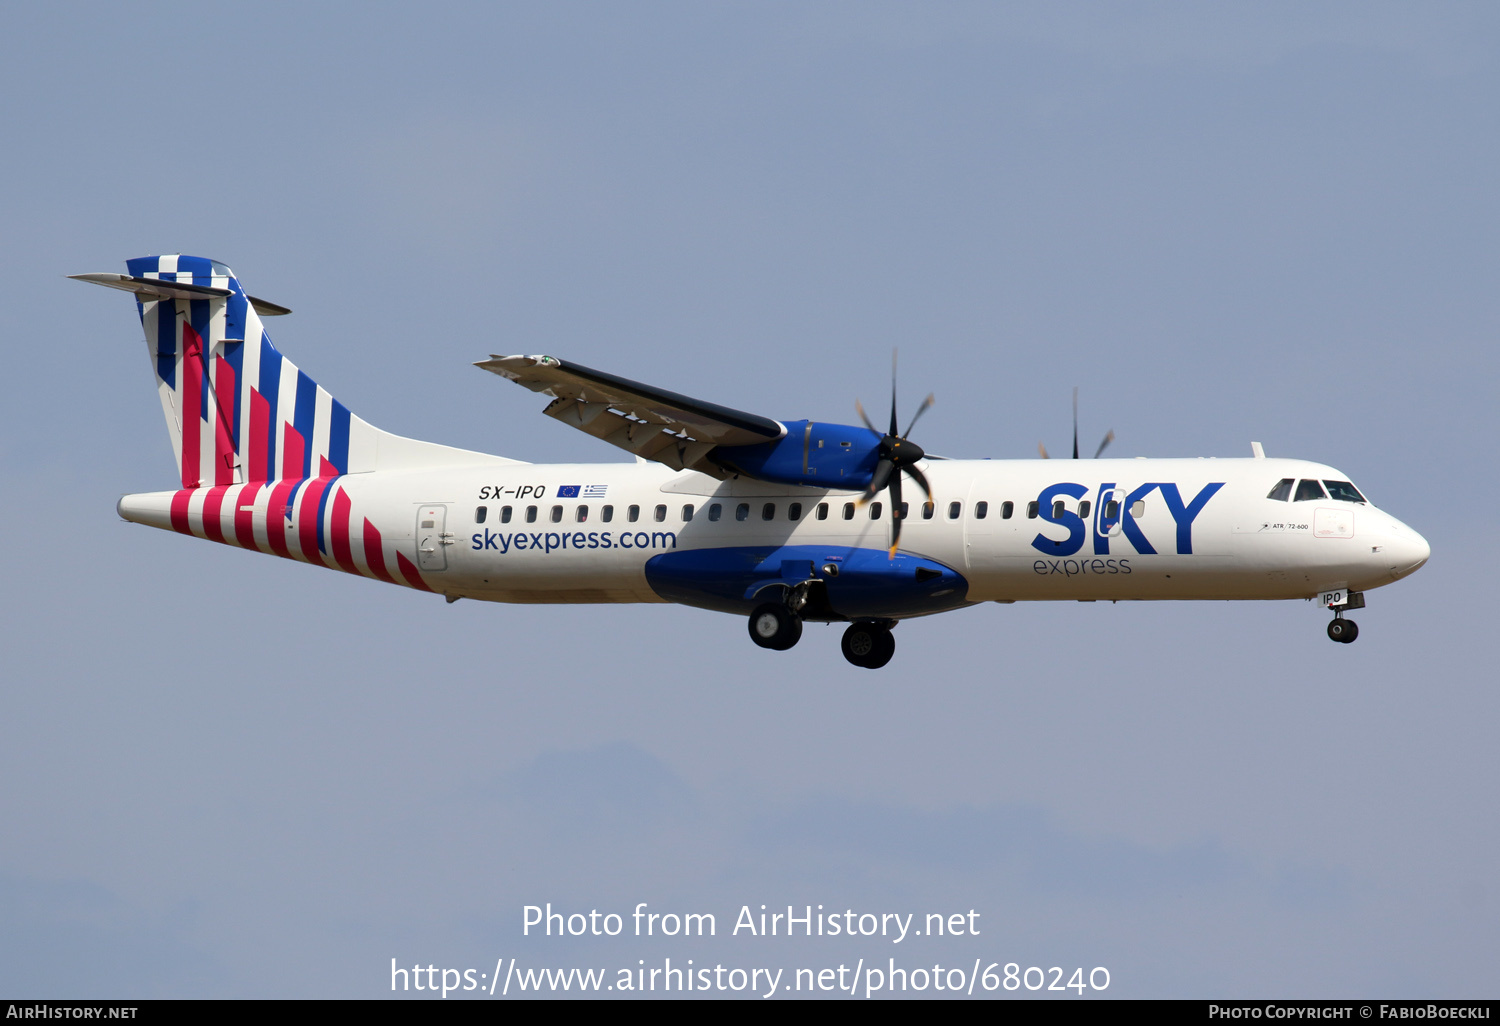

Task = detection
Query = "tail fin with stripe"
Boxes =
[74,254,512,485]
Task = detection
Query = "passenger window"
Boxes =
[501,506,513,524]
[842,502,855,520]
[736,503,750,522]
[975,501,988,520]
[475,506,487,524]
[1104,499,1119,520]
[948,501,961,520]
[600,505,613,523]
[1001,501,1014,520]
[576,505,588,523]
[896,502,909,520]
[550,505,563,523]
[681,504,694,522]
[654,504,667,522]
[870,501,883,520]
[1130,500,1145,518]
[628,505,640,523]
[525,505,538,523]
[1294,479,1326,502]
[762,503,775,521]
[1323,480,1367,503]
[1078,500,1091,519]
[1267,478,1294,502]
[708,503,722,522]
[1052,499,1066,518]
[922,501,934,520]
[816,502,829,520]
[788,502,802,521]
[1026,501,1038,519]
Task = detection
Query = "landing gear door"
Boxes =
[416,504,450,571]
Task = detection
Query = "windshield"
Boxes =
[1323,480,1367,503]
[1294,479,1326,501]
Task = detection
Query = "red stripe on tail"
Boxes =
[265,479,299,559]
[282,423,305,485]
[297,476,330,567]
[248,389,269,482]
[169,489,193,535]
[180,323,203,488]
[201,485,230,544]
[234,482,263,550]
[363,518,395,583]
[396,551,435,592]
[212,355,237,486]
[330,488,358,575]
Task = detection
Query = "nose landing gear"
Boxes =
[1324,589,1364,644]
[1327,617,1358,644]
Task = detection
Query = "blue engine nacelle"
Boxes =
[711,420,884,489]
[644,544,970,620]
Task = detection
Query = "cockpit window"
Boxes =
[1267,478,1293,501]
[1323,480,1366,503]
[1294,479,1327,501]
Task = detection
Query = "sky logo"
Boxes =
[1031,481,1224,557]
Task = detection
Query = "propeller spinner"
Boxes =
[856,352,934,558]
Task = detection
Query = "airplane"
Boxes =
[74,255,1431,669]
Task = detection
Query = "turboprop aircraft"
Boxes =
[75,256,1430,668]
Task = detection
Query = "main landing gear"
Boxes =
[748,603,802,651]
[841,622,895,669]
[746,602,897,668]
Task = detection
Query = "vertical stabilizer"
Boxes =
[75,254,518,486]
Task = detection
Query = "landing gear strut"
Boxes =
[841,622,895,669]
[748,603,802,651]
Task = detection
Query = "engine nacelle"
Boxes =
[711,419,883,489]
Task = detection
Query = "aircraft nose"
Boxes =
[1384,519,1430,580]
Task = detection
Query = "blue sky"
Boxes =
[1,1,1495,997]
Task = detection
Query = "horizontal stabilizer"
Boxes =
[70,273,291,316]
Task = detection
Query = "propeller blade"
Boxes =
[888,349,899,438]
[1038,442,1050,459]
[1093,430,1115,459]
[902,393,934,440]
[855,398,878,435]
[888,470,903,558]
[903,462,933,500]
[860,458,895,503]
[1072,386,1079,459]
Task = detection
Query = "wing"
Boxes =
[476,354,784,474]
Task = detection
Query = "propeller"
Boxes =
[855,351,934,558]
[1039,387,1114,460]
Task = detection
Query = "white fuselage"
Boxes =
[118,454,1430,611]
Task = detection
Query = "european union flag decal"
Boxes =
[557,485,581,498]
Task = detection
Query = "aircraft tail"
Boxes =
[74,255,514,487]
